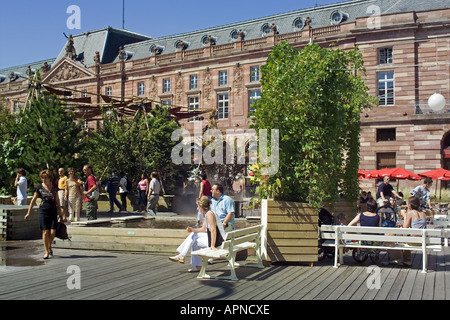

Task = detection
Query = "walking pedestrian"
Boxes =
[65,167,83,223]
[24,169,62,259]
[14,168,28,206]
[79,164,99,221]
[57,168,68,222]
[146,172,161,217]
[197,173,212,225]
[119,171,128,212]
[105,169,123,213]
[136,173,149,213]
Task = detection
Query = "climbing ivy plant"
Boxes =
[251,42,377,208]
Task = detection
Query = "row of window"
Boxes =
[170,89,262,122]
[100,67,262,98]
[377,48,394,106]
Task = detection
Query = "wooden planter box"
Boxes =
[0,205,41,240]
[54,226,188,254]
[261,199,318,263]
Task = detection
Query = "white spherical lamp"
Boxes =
[428,93,446,111]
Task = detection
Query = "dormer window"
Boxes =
[330,9,348,25]
[293,17,305,31]
[261,23,271,35]
[175,40,188,50]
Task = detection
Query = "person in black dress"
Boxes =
[25,169,62,259]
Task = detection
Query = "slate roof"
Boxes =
[0,27,150,84]
[0,0,448,84]
[112,0,449,63]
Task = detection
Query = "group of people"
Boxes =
[135,171,163,217]
[354,176,434,228]
[168,175,235,273]
[22,165,99,259]
[347,176,435,266]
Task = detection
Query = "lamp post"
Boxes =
[428,93,446,112]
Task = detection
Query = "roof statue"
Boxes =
[65,35,77,61]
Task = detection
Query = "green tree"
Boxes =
[7,92,85,186]
[83,104,187,192]
[0,99,20,195]
[251,42,377,208]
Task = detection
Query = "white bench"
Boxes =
[433,215,450,246]
[319,225,443,273]
[191,224,264,281]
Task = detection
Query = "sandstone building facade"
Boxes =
[1,0,449,191]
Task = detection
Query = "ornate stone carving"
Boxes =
[65,35,77,60]
[94,51,101,74]
[48,62,89,83]
[42,62,50,74]
[270,23,278,34]
[203,68,212,101]
[175,72,184,104]
[118,46,126,73]
[149,76,157,100]
[305,17,312,29]
[233,64,243,97]
[238,29,245,40]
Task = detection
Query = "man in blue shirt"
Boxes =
[210,184,235,231]
[14,168,28,206]
[411,177,433,212]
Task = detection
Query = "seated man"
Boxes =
[376,176,402,207]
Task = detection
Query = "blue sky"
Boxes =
[0,0,345,69]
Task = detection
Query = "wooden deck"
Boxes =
[1,240,450,303]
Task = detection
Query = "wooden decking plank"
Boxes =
[432,250,446,300]
[89,255,190,300]
[187,264,295,301]
[249,265,315,300]
[374,267,401,300]
[39,257,159,300]
[312,266,354,300]
[444,247,450,300]
[2,253,147,299]
[265,266,328,300]
[385,267,409,300]
[220,265,295,300]
[336,266,369,300]
[1,251,132,291]
[409,272,426,300]
[294,266,347,300]
[247,265,312,300]
[249,266,315,300]
[117,259,213,300]
[279,266,334,300]
[169,263,301,301]
[1,239,450,300]
[324,266,366,300]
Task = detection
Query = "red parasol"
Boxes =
[367,167,420,192]
[390,167,421,180]
[366,168,393,179]
[419,168,450,181]
[358,169,371,179]
[419,168,450,200]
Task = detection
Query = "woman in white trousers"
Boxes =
[170,231,208,271]
[169,196,226,272]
